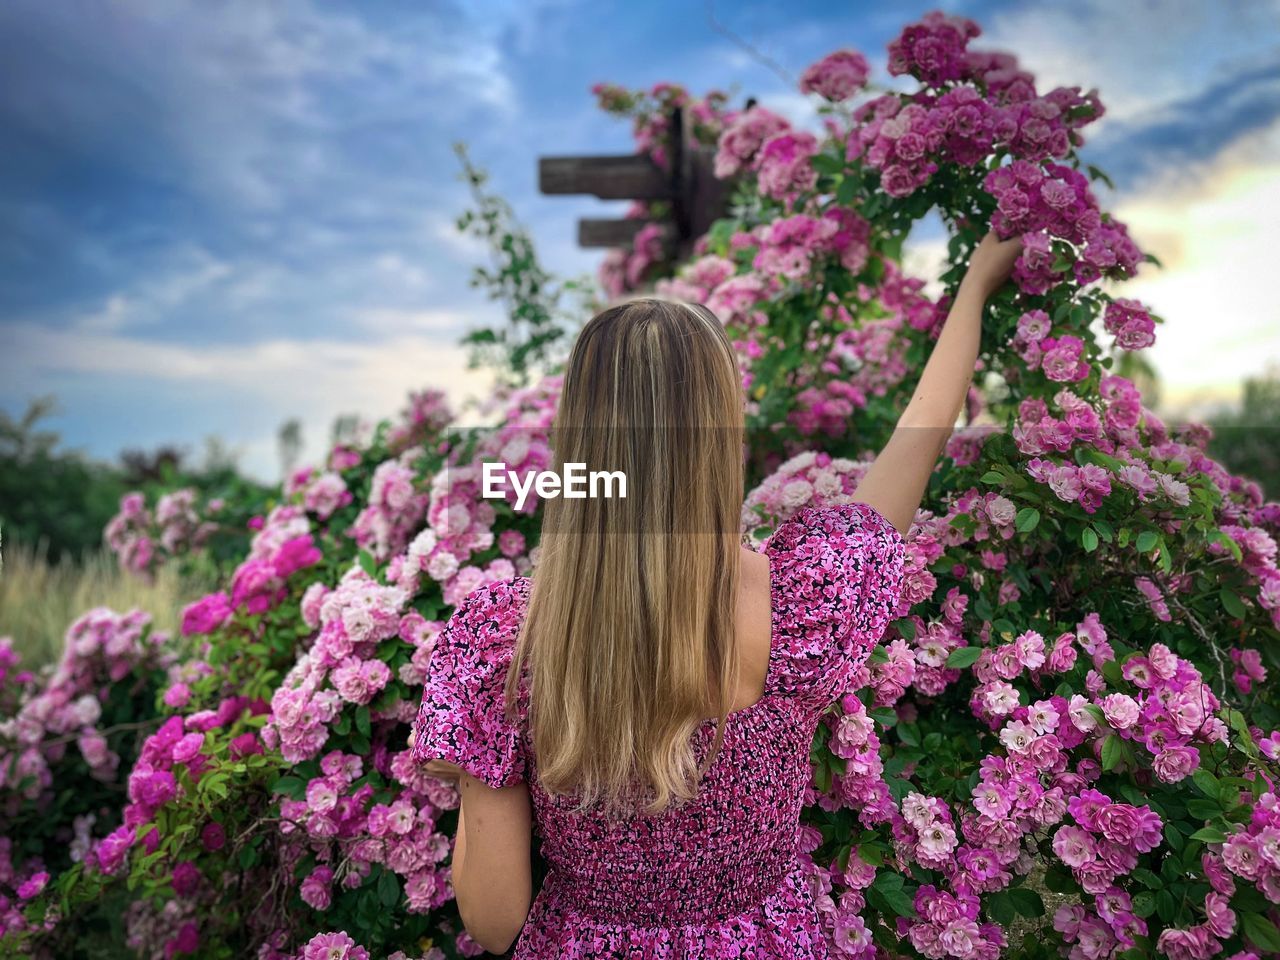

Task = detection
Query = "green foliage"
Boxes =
[452,143,593,387]
[1208,366,1280,500]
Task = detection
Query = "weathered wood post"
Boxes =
[537,105,735,263]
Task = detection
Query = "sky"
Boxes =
[2,0,1278,481]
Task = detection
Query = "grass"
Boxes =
[0,536,215,672]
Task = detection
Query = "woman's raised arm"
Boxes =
[852,231,1022,535]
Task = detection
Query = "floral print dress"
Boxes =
[411,501,907,958]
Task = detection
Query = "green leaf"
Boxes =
[1132,891,1156,918]
[810,153,845,176]
[1220,588,1247,619]
[1043,867,1075,893]
[358,549,377,576]
[1008,888,1045,918]
[1186,798,1223,819]
[867,883,916,918]
[868,707,898,727]
[1082,527,1098,552]
[1156,889,1176,922]
[946,646,984,668]
[1243,913,1280,953]
[1191,768,1220,799]
[986,890,1017,925]
[871,871,904,892]
[857,843,888,867]
[1101,735,1124,771]
[1135,530,1159,553]
[377,868,401,907]
[271,775,306,800]
[355,705,372,739]
[1015,507,1040,532]
[1189,826,1227,843]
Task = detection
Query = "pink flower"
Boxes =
[181,592,232,636]
[1099,693,1140,730]
[163,682,192,708]
[300,866,335,911]
[1204,891,1235,938]
[999,719,1037,754]
[172,861,201,897]
[800,49,870,101]
[201,821,226,852]
[756,131,820,200]
[171,732,205,764]
[16,871,49,900]
[301,932,370,960]
[1150,744,1198,782]
[1053,825,1097,867]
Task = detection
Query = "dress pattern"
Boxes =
[411,501,907,958]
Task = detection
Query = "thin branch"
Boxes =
[704,1,797,90]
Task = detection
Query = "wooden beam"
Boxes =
[538,155,673,200]
[577,218,662,248]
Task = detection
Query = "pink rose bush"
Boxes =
[4,11,1280,959]
[104,488,221,578]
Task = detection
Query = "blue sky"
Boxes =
[3,0,1278,480]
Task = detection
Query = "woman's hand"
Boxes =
[961,230,1022,301]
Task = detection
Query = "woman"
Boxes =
[409,231,1022,957]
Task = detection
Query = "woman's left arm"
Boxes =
[852,231,1022,535]
[449,772,533,955]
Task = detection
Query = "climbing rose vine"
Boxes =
[4,11,1280,960]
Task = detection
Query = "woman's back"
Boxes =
[412,500,907,957]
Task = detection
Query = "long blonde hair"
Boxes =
[504,297,746,815]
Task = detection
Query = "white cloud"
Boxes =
[0,1,520,215]
[3,322,497,480]
[72,245,233,333]
[1109,117,1280,415]
[983,0,1280,129]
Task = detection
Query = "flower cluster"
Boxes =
[901,885,1006,960]
[800,50,871,102]
[740,450,872,544]
[0,609,173,799]
[264,566,407,764]
[273,749,454,918]
[984,161,1142,293]
[284,466,353,521]
[104,489,219,577]
[1221,791,1280,901]
[350,449,430,561]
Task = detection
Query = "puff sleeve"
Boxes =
[409,579,530,788]
[762,501,907,719]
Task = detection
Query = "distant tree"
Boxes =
[278,418,303,478]
[0,398,125,561]
[331,413,362,448]
[119,445,185,486]
[1208,364,1280,498]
